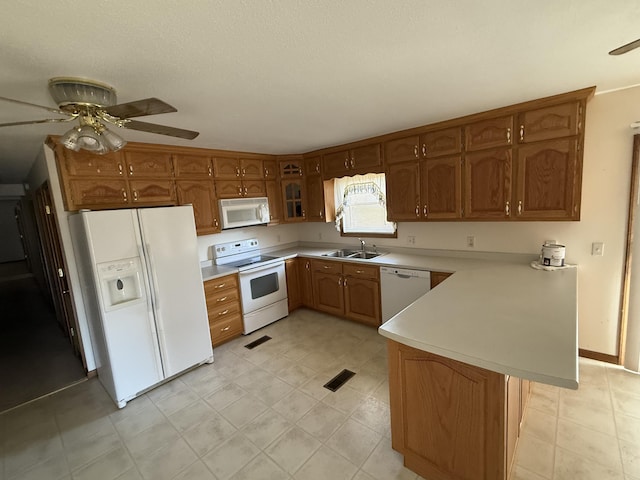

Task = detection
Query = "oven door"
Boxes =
[239,261,287,314]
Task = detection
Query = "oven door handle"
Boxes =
[240,261,283,275]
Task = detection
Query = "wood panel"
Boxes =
[176,180,220,235]
[68,179,129,208]
[215,180,243,198]
[281,179,306,222]
[323,150,350,179]
[263,159,279,180]
[128,179,176,205]
[384,135,420,164]
[422,156,462,219]
[123,149,173,177]
[351,143,383,173]
[386,162,421,221]
[306,175,326,222]
[243,180,266,197]
[213,157,241,179]
[265,180,283,224]
[344,277,381,326]
[59,149,124,177]
[299,258,314,307]
[464,148,512,219]
[285,258,302,311]
[518,102,580,143]
[239,158,264,179]
[173,154,213,178]
[430,271,452,289]
[312,272,344,316]
[204,274,243,347]
[421,127,462,158]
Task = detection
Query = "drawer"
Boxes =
[207,301,241,324]
[343,263,380,281]
[206,287,240,310]
[311,259,343,274]
[209,315,243,346]
[204,274,239,296]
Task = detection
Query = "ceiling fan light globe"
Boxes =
[60,127,82,151]
[101,128,127,152]
[76,124,104,152]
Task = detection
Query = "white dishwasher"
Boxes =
[380,267,431,322]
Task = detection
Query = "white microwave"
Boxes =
[219,197,270,229]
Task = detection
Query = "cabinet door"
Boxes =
[515,138,578,220]
[384,135,420,164]
[243,180,266,197]
[464,148,512,219]
[281,179,306,222]
[123,150,173,177]
[430,271,452,289]
[323,150,350,179]
[306,175,326,222]
[421,156,462,219]
[386,162,421,221]
[213,157,240,179]
[420,127,462,158]
[285,258,302,311]
[344,277,381,326]
[506,376,521,476]
[263,159,278,180]
[351,143,382,173]
[240,158,264,179]
[265,180,283,224]
[304,155,322,177]
[299,258,314,307]
[465,116,514,152]
[68,179,129,209]
[128,179,177,205]
[215,180,243,198]
[176,180,220,235]
[280,158,304,177]
[518,101,580,144]
[173,154,213,178]
[59,149,124,177]
[313,272,344,316]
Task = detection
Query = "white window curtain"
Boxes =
[334,173,396,234]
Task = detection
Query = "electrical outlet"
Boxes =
[467,236,475,248]
[407,236,416,245]
[592,242,604,256]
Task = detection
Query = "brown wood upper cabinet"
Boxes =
[385,128,462,164]
[464,148,512,219]
[213,157,264,180]
[263,159,278,180]
[518,102,580,144]
[122,149,173,177]
[304,155,322,177]
[464,116,514,151]
[59,149,125,177]
[172,154,213,178]
[323,143,382,179]
[175,180,220,235]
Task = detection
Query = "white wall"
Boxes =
[300,86,640,357]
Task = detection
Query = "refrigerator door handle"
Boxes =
[138,242,165,379]
[145,242,170,376]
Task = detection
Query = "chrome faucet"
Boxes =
[358,238,365,252]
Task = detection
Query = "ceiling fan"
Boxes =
[0,77,199,154]
[609,38,640,55]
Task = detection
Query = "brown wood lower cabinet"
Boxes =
[388,340,529,480]
[310,259,381,326]
[299,258,314,307]
[204,274,243,347]
[430,271,452,289]
[285,258,302,311]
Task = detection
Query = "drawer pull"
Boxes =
[217,309,229,316]
[221,325,230,332]
[355,269,364,274]
[216,296,228,302]
[214,283,226,289]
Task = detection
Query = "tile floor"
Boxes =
[1,308,639,480]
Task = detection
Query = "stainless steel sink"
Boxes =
[322,249,381,260]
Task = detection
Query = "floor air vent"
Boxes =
[323,369,356,392]
[244,335,272,350]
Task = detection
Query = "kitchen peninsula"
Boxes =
[378,263,578,480]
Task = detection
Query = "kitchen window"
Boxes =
[334,173,397,237]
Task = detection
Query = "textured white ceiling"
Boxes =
[1,0,639,183]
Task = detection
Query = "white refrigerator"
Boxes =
[70,206,213,408]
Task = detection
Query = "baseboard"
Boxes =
[87,369,98,379]
[579,348,619,364]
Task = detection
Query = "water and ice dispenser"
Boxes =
[97,258,144,311]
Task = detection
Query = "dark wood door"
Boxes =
[306,175,326,222]
[68,178,129,209]
[239,158,264,179]
[384,135,420,164]
[351,143,383,173]
[518,101,580,143]
[128,179,176,205]
[173,154,213,178]
[323,150,350,179]
[464,148,512,219]
[123,149,173,177]
[34,182,84,365]
[515,138,578,219]
[386,162,421,221]
[420,127,462,158]
[281,179,306,222]
[465,116,514,151]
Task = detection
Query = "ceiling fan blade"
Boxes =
[0,96,71,116]
[123,119,199,139]
[609,38,640,55]
[104,98,178,119]
[0,117,75,127]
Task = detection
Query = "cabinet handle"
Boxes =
[242,168,246,176]
[244,186,248,196]
[235,167,240,177]
[133,190,138,201]
[519,125,524,141]
[315,163,320,173]
[517,200,522,215]
[320,210,323,218]
[214,283,226,289]
[355,269,364,274]
[128,164,134,175]
[122,190,127,202]
[299,168,304,176]
[221,325,230,332]
[344,158,349,169]
[422,144,427,157]
[214,218,219,227]
[216,296,228,303]
[118,164,123,175]
[217,309,229,316]
[323,265,330,269]
[343,278,348,287]
[338,277,343,286]
[505,201,510,216]
[423,205,428,217]
[208,166,212,176]
[302,210,306,217]
[306,261,310,269]
[415,205,420,217]
[413,145,419,158]
[506,127,511,143]
[237,186,242,196]
[350,158,355,168]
